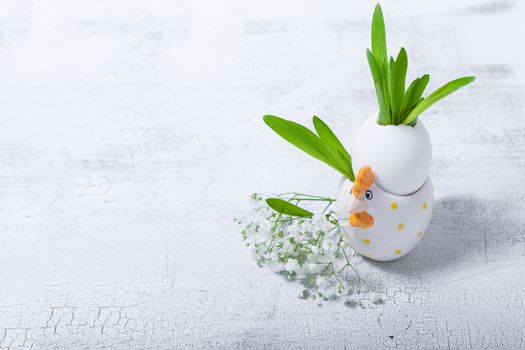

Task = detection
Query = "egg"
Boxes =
[336,176,434,261]
[352,116,432,196]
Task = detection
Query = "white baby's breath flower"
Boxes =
[287,222,300,235]
[314,215,333,233]
[338,281,351,296]
[269,261,284,273]
[284,258,300,273]
[269,250,279,262]
[298,220,313,233]
[307,253,320,263]
[249,193,260,204]
[321,286,337,299]
[315,255,327,264]
[294,270,306,280]
[298,285,308,299]
[321,240,335,253]
[283,239,294,251]
[239,193,366,304]
[306,262,319,273]
[315,276,330,290]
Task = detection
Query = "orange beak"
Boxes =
[349,211,374,229]
[348,166,375,229]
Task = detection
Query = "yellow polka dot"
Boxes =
[422,201,427,209]
[395,249,401,255]
[363,239,370,245]
[390,201,398,210]
[397,223,404,230]
[417,231,423,238]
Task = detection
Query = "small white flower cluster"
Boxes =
[237,193,380,304]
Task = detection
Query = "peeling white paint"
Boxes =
[0,0,524,348]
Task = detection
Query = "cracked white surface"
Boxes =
[0,0,524,349]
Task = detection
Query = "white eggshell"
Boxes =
[336,177,434,262]
[352,116,432,196]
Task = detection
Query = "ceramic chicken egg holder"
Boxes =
[336,117,434,261]
[336,173,433,261]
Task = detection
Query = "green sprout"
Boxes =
[368,3,475,126]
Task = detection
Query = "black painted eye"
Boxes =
[365,190,373,200]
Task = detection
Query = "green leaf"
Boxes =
[264,115,331,164]
[408,74,430,109]
[371,4,387,66]
[312,116,354,180]
[380,60,391,124]
[264,116,326,158]
[263,115,353,179]
[400,74,429,120]
[389,48,408,124]
[366,49,388,125]
[402,76,475,125]
[405,75,430,125]
[369,4,391,125]
[266,198,313,218]
[400,77,420,118]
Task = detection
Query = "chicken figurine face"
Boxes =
[336,165,434,261]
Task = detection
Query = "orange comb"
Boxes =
[352,166,374,197]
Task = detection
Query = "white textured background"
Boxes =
[0,0,524,349]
